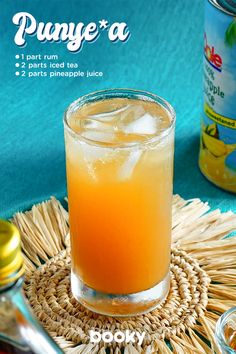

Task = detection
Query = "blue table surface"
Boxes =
[0,0,235,219]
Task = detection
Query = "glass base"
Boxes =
[71,272,170,317]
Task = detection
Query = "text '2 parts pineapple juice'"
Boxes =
[199,0,236,192]
[64,89,175,316]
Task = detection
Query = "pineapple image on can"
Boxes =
[199,0,236,192]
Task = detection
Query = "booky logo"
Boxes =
[89,330,145,345]
[204,33,222,72]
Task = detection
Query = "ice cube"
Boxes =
[119,105,145,125]
[89,105,130,122]
[82,118,112,132]
[118,149,142,180]
[80,139,111,181]
[82,130,115,144]
[78,125,116,182]
[124,113,158,135]
[81,144,108,162]
[80,131,113,164]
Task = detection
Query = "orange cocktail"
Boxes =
[64,89,175,316]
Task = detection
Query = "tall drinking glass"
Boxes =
[64,89,175,317]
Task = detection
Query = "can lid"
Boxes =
[0,220,24,286]
[216,0,236,14]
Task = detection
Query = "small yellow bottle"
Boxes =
[0,219,64,354]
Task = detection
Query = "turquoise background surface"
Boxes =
[0,0,235,219]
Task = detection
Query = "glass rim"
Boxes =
[63,88,176,149]
[215,306,236,352]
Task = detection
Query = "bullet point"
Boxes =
[15,72,20,76]
[15,55,20,59]
[15,63,20,68]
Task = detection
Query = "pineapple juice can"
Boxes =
[199,0,236,192]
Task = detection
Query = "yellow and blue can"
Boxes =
[199,0,236,192]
